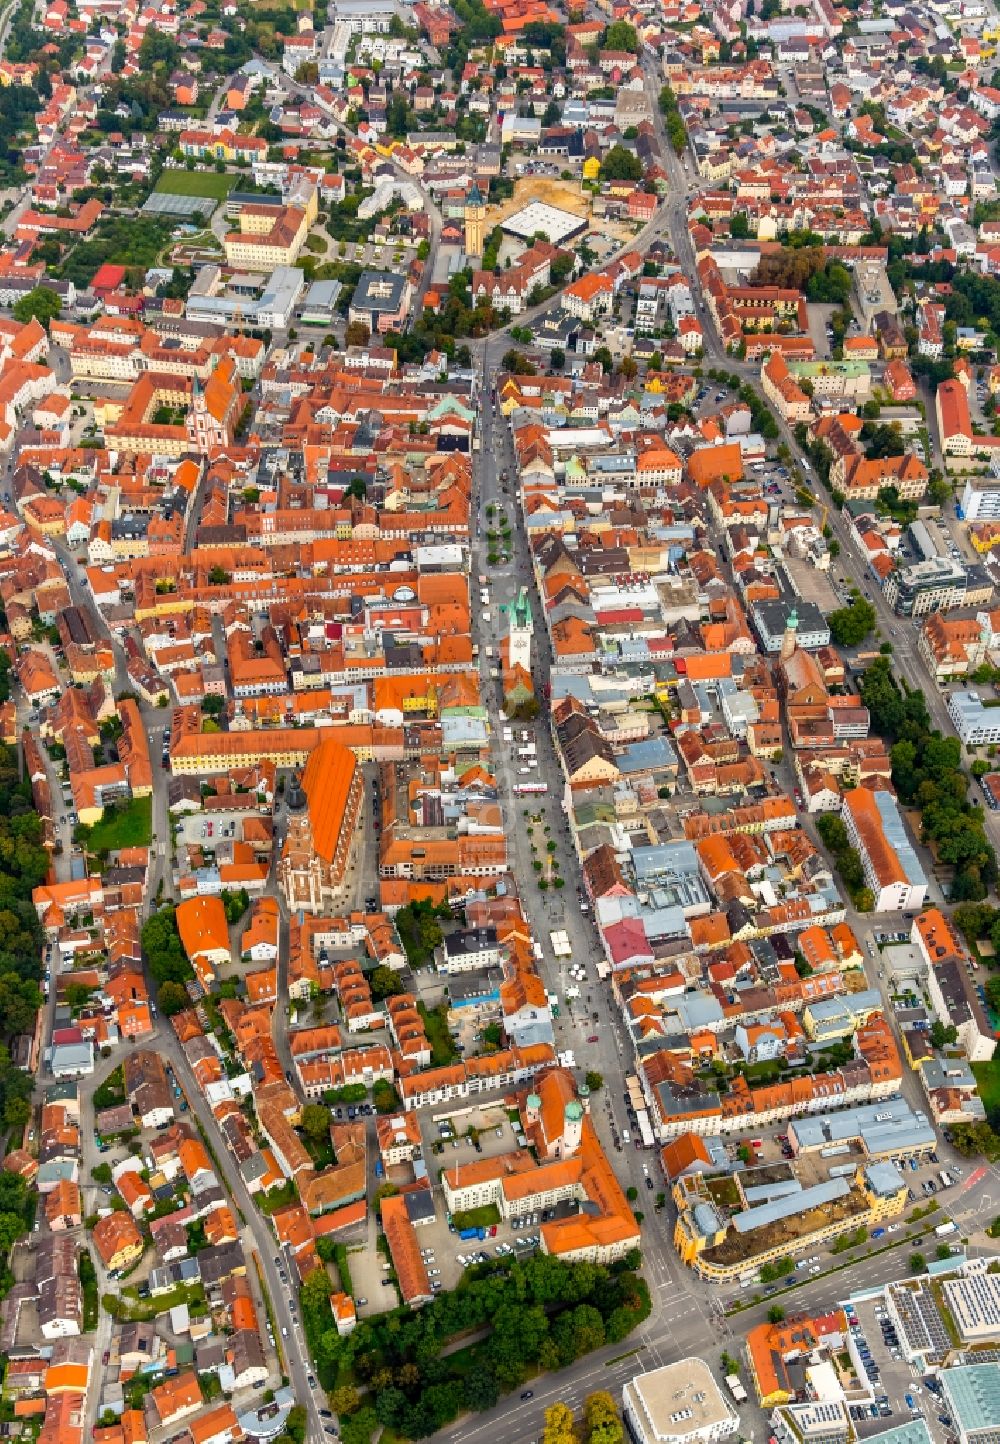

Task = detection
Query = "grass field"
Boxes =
[973,1060,1000,1125]
[154,169,236,199]
[84,795,153,853]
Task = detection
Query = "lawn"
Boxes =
[154,169,236,199]
[418,1001,458,1067]
[451,1204,501,1231]
[84,795,152,853]
[973,1060,1000,1126]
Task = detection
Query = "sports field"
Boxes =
[154,169,236,199]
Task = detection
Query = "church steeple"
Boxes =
[780,606,799,662]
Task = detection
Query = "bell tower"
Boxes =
[464,180,486,260]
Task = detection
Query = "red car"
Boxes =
[489,1225,497,1237]
[587,1033,599,1042]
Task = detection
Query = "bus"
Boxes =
[514,782,548,795]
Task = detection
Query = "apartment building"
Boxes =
[841,788,928,912]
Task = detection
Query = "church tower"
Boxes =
[507,586,533,673]
[464,180,486,260]
[780,605,799,662]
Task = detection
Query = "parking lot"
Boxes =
[176,809,247,850]
[846,1298,955,1444]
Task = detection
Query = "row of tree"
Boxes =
[542,1393,625,1444]
[860,658,997,901]
[816,813,874,912]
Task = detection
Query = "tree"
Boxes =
[65,981,94,1011]
[542,1402,578,1444]
[300,1103,332,1143]
[936,1243,955,1261]
[463,1367,499,1412]
[929,1019,958,1049]
[603,19,638,49]
[952,1120,1000,1161]
[372,1079,401,1114]
[985,976,1000,1015]
[207,565,230,585]
[157,980,189,1017]
[767,1305,785,1323]
[369,965,403,1000]
[585,1071,603,1092]
[92,1162,112,1185]
[730,212,750,239]
[345,320,370,347]
[13,285,61,329]
[585,1392,624,1444]
[330,1385,360,1416]
[501,349,537,375]
[910,1252,927,1274]
[828,597,877,647]
[600,144,642,182]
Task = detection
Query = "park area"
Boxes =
[300,1250,650,1441]
[154,168,237,199]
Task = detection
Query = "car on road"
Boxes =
[646,1177,653,1189]
[521,1391,534,1401]
[587,1033,599,1042]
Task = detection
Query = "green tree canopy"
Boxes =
[12,285,61,328]
[600,144,642,181]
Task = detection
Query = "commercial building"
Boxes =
[186,265,304,330]
[788,1099,936,1159]
[942,1274,1000,1343]
[348,271,412,335]
[751,600,831,653]
[438,927,501,973]
[884,558,993,618]
[622,1359,738,1444]
[841,788,927,912]
[961,476,1000,522]
[771,1402,850,1444]
[949,690,1000,747]
[941,1364,1000,1444]
[672,1163,906,1281]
